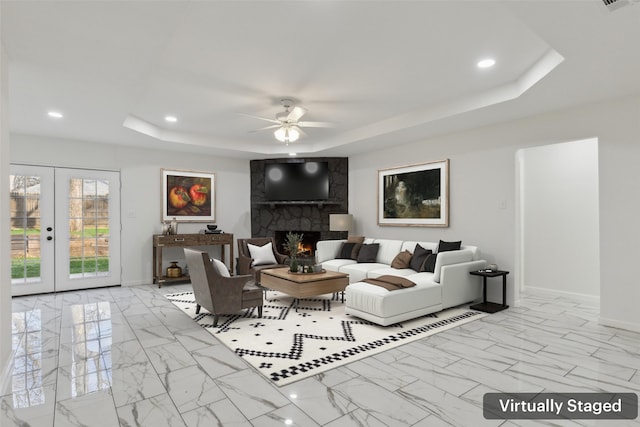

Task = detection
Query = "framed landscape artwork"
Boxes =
[378,159,449,227]
[162,169,216,222]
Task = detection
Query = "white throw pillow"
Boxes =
[248,242,278,266]
[211,258,230,277]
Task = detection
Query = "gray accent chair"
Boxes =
[236,237,289,282]
[184,248,263,327]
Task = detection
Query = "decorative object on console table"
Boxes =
[162,168,216,223]
[166,261,182,278]
[378,159,449,227]
[152,233,233,287]
[162,222,171,235]
[329,213,353,238]
[283,232,303,273]
[469,269,509,313]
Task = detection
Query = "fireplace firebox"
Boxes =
[274,231,321,259]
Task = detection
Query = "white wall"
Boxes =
[0,32,12,380]
[10,134,252,286]
[520,139,600,302]
[598,100,640,332]
[5,96,640,335]
[349,95,640,331]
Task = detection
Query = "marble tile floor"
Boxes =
[2,283,639,427]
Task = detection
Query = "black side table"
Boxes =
[469,270,509,313]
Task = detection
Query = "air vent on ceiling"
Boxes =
[602,0,640,11]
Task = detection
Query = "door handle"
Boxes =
[47,236,53,241]
[46,227,53,232]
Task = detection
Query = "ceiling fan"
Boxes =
[242,99,332,144]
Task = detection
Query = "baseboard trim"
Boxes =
[0,349,14,398]
[523,286,600,307]
[121,279,149,287]
[598,316,640,333]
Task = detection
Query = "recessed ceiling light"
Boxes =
[477,58,496,69]
[47,111,63,119]
[165,115,177,123]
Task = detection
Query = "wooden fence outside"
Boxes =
[10,193,110,258]
[10,193,109,228]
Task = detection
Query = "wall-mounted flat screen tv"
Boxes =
[265,161,329,201]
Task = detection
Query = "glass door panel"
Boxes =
[10,165,55,295]
[9,165,120,295]
[55,168,120,291]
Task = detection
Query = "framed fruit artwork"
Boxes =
[161,169,215,222]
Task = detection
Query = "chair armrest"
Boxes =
[237,255,253,275]
[215,274,253,308]
[273,249,290,264]
[222,274,254,285]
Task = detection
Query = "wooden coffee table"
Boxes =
[260,267,349,310]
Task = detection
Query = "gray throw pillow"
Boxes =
[337,242,356,259]
[357,243,379,263]
[438,240,461,252]
[410,244,432,271]
[421,253,437,273]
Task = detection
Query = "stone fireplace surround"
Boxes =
[250,157,349,246]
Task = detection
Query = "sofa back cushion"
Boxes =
[372,239,404,264]
[316,239,346,263]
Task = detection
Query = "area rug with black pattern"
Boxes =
[165,290,486,386]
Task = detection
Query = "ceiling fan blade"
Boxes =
[294,126,308,137]
[249,124,281,133]
[238,112,281,125]
[287,106,307,122]
[298,121,333,128]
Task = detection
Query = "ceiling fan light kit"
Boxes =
[244,98,332,145]
[274,126,300,144]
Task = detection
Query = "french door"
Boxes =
[10,165,121,296]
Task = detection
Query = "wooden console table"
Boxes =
[152,233,234,287]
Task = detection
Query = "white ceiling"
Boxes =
[2,0,640,159]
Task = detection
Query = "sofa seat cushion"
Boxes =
[322,259,357,272]
[345,281,442,320]
[405,272,437,287]
[340,263,388,283]
[367,267,416,279]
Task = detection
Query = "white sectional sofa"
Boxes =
[316,238,486,326]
